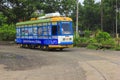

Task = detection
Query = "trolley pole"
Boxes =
[76,0,79,36]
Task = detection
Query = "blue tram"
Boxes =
[16,13,73,50]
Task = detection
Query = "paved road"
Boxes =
[0,45,120,80]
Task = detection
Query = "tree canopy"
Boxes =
[0,0,120,34]
[0,0,76,23]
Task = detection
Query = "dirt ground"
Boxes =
[0,45,120,80]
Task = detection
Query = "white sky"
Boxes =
[79,0,100,4]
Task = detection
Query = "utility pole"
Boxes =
[101,0,103,31]
[116,0,118,38]
[76,0,79,36]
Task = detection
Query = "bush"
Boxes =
[95,31,116,49]
[95,31,111,43]
[0,12,7,26]
[101,39,116,47]
[87,44,98,49]
[88,38,97,44]
[73,33,80,46]
[84,30,91,38]
[74,37,89,47]
[79,37,88,43]
[73,32,89,47]
[0,24,16,41]
[78,37,89,47]
[74,30,117,50]
[115,46,120,51]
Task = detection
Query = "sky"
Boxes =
[79,0,100,4]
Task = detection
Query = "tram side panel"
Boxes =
[16,23,58,46]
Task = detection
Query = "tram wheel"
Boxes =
[21,44,26,48]
[28,44,31,48]
[60,48,63,51]
[41,45,49,51]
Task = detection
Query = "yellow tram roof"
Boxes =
[16,16,72,26]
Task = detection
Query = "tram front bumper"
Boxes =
[49,45,73,48]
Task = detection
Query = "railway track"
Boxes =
[55,49,120,80]
[86,62,107,80]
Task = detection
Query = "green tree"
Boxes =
[0,0,76,24]
[102,0,116,33]
[0,13,15,41]
[70,3,84,30]
[82,0,101,30]
[101,0,120,33]
[0,12,7,26]
[42,0,76,16]
[60,0,76,16]
[0,0,44,23]
[0,24,16,41]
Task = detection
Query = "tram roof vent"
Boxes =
[38,12,61,19]
[45,12,61,18]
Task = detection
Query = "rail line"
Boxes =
[86,62,107,80]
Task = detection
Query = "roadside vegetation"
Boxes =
[0,13,15,41]
[74,30,120,51]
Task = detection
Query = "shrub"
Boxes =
[0,12,7,26]
[73,33,80,46]
[84,30,91,38]
[115,46,120,51]
[74,37,89,47]
[88,38,97,44]
[95,31,116,49]
[95,31,111,43]
[87,44,98,49]
[73,32,89,47]
[101,39,116,47]
[0,24,16,41]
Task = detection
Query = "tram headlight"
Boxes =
[69,38,72,40]
[63,38,65,41]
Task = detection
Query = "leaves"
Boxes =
[0,13,7,26]
[95,31,112,43]
[0,0,120,34]
[0,24,16,41]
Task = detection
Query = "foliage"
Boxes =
[0,13,7,26]
[74,30,117,50]
[95,31,111,43]
[74,32,89,47]
[0,12,15,41]
[87,44,98,49]
[0,0,39,23]
[102,0,118,33]
[115,46,120,51]
[73,32,80,46]
[84,30,91,38]
[95,31,116,48]
[88,38,97,44]
[60,0,76,16]
[0,0,76,23]
[81,0,101,30]
[0,0,120,33]
[101,39,116,47]
[79,37,89,43]
[43,0,76,16]
[0,24,16,41]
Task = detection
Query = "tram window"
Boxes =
[58,26,61,35]
[52,26,57,35]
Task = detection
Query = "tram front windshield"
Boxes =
[61,22,72,35]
